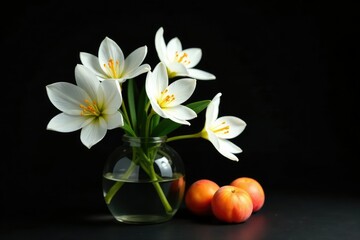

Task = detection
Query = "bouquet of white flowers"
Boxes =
[46,26,247,223]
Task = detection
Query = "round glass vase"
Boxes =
[102,135,186,224]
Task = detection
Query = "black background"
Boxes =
[1,0,359,222]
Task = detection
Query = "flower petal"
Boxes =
[166,78,196,106]
[208,131,241,161]
[167,62,189,78]
[47,113,86,132]
[167,37,182,60]
[80,117,107,149]
[215,116,246,139]
[122,46,149,75]
[149,62,169,96]
[183,48,201,68]
[217,149,239,161]
[79,52,108,79]
[219,138,242,154]
[46,82,89,115]
[187,68,216,80]
[123,64,151,81]
[105,112,124,130]
[155,27,168,63]
[205,92,222,127]
[75,64,100,100]
[100,80,122,114]
[145,70,157,101]
[149,96,167,118]
[162,105,196,125]
[207,131,220,150]
[98,37,125,74]
[146,64,168,119]
[217,138,242,161]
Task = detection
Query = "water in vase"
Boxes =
[103,173,185,224]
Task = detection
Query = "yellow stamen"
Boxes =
[158,89,176,107]
[103,58,121,78]
[212,121,230,134]
[80,99,100,116]
[175,51,190,65]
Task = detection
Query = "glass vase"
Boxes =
[102,135,186,224]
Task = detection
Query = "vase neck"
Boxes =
[122,135,167,147]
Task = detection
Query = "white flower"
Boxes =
[80,36,150,83]
[146,62,197,125]
[46,64,124,149]
[201,93,246,161]
[155,27,216,80]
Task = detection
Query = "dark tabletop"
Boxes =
[2,191,359,240]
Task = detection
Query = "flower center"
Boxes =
[103,58,121,78]
[175,51,190,65]
[158,89,175,107]
[80,99,100,116]
[211,121,230,135]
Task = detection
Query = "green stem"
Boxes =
[104,153,138,204]
[139,142,172,213]
[166,132,202,142]
[148,163,173,213]
[145,110,156,137]
[121,101,131,127]
[153,181,173,213]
